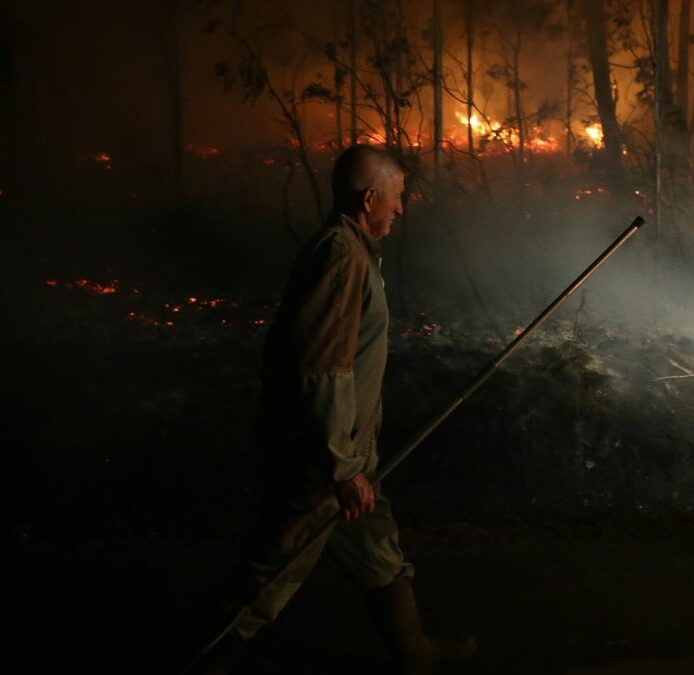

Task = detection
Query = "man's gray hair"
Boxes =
[332,145,403,210]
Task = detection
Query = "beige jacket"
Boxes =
[260,213,388,482]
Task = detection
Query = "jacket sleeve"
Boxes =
[292,234,368,482]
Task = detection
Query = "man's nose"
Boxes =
[395,200,403,216]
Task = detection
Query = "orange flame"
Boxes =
[584,123,604,147]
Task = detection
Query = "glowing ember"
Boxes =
[74,278,117,294]
[573,186,608,200]
[397,317,446,340]
[45,281,274,334]
[514,327,524,336]
[45,278,118,294]
[94,152,111,162]
[421,323,442,337]
[184,143,220,159]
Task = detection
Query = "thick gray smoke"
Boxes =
[393,192,694,338]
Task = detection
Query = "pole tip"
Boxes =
[632,216,645,228]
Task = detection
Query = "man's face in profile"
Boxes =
[366,170,405,240]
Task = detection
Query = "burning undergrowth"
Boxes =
[4,278,694,543]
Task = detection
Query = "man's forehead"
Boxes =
[391,170,406,189]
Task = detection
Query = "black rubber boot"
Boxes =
[365,576,477,675]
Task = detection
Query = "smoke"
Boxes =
[389,182,694,339]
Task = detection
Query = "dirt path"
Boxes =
[7,523,694,674]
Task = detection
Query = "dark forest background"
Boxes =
[3,0,694,543]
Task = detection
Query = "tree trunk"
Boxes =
[566,0,574,159]
[582,0,622,184]
[333,5,344,150]
[281,151,301,247]
[433,0,444,187]
[465,1,475,157]
[385,78,394,146]
[349,0,358,145]
[677,0,691,120]
[164,0,184,216]
[335,67,344,150]
[512,29,525,166]
[297,138,325,223]
[379,11,393,147]
[653,0,673,238]
[394,0,404,150]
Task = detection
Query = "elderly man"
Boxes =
[193,146,475,674]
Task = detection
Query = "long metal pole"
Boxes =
[187,216,645,671]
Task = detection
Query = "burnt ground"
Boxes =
[5,282,694,674]
[6,522,694,675]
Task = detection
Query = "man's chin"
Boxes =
[369,221,393,239]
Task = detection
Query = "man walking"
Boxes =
[193,145,476,674]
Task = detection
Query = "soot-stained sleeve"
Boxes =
[292,234,368,482]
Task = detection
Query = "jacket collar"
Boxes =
[336,212,381,261]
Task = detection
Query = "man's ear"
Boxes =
[363,187,377,213]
